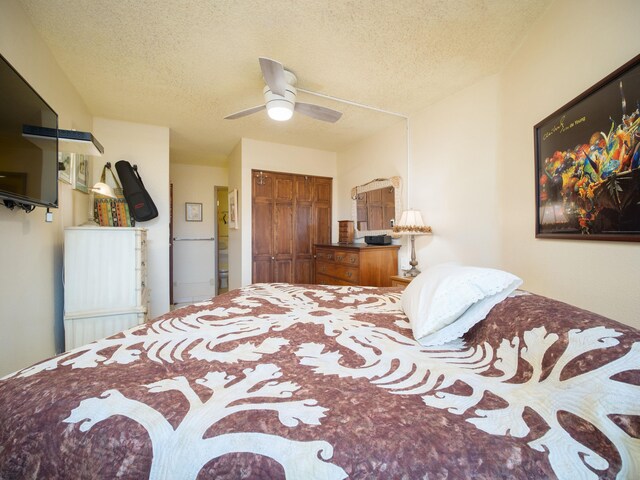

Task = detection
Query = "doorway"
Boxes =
[215,186,229,295]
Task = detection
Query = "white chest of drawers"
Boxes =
[63,227,148,350]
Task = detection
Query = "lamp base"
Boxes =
[82,192,99,226]
[404,234,422,277]
[404,266,421,277]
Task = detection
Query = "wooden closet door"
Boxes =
[252,170,332,284]
[314,176,332,245]
[294,176,314,284]
[273,173,294,282]
[252,173,274,283]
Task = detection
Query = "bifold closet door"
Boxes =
[252,170,331,284]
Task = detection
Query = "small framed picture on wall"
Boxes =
[186,202,203,222]
[228,189,238,229]
[73,154,89,193]
[58,152,72,184]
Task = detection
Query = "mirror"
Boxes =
[351,176,402,236]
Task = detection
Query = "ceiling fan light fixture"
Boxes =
[224,58,342,123]
[266,99,294,121]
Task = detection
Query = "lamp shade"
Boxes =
[398,209,424,228]
[91,182,116,199]
[394,209,432,235]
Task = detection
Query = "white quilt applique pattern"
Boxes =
[297,322,640,480]
[10,305,290,378]
[65,363,347,480]
[8,283,638,479]
[9,283,403,379]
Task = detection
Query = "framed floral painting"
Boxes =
[534,54,640,241]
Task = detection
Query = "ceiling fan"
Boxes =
[224,57,343,123]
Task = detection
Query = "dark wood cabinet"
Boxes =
[314,243,400,287]
[252,170,332,284]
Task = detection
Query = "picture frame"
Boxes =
[72,154,89,193]
[58,152,72,184]
[185,202,202,222]
[534,54,640,241]
[228,189,238,229]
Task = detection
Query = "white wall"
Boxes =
[170,163,228,302]
[0,0,93,376]
[336,119,408,223]
[93,118,171,318]
[236,138,338,287]
[410,74,503,269]
[339,0,640,328]
[336,76,502,273]
[227,142,242,290]
[497,0,640,327]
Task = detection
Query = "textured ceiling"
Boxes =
[19,0,551,166]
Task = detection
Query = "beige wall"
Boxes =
[497,0,640,327]
[236,138,338,286]
[170,163,228,302]
[410,74,503,269]
[171,163,227,241]
[0,0,93,376]
[93,118,171,318]
[336,119,408,227]
[227,141,242,290]
[339,0,640,327]
[335,76,502,272]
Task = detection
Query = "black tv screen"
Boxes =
[0,53,58,209]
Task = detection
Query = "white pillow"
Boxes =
[401,263,522,346]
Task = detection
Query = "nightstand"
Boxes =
[390,275,414,289]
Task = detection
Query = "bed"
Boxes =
[1,276,639,479]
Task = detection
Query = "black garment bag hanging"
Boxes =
[114,160,158,222]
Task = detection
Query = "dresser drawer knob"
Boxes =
[349,257,356,263]
[346,271,352,278]
[336,255,343,261]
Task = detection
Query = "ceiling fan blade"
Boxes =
[295,102,343,123]
[259,57,287,97]
[224,104,266,120]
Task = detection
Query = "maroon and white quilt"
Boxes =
[0,283,638,479]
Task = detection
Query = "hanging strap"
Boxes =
[99,162,122,190]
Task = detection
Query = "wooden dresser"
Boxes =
[315,243,400,287]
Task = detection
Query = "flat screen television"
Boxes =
[0,53,58,209]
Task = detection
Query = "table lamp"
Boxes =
[393,209,432,277]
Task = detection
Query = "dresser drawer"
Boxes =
[316,261,360,283]
[316,248,335,262]
[333,250,359,266]
[314,243,399,287]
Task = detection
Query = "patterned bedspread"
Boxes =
[1,283,639,479]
